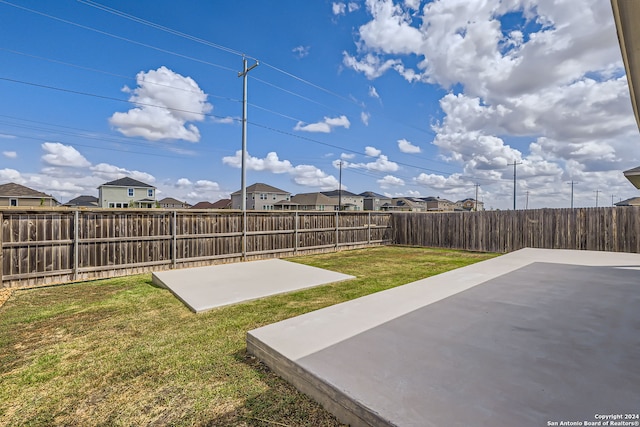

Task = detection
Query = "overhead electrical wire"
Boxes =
[0,75,506,186]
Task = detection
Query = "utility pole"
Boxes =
[611,194,616,206]
[507,161,522,210]
[238,56,259,211]
[525,191,529,210]
[474,183,479,211]
[338,160,343,211]
[594,189,601,208]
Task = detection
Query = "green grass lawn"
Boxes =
[0,246,497,427]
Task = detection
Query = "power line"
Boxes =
[0,75,511,186]
[0,0,237,72]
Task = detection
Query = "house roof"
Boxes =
[64,195,99,206]
[100,177,154,188]
[159,197,190,206]
[615,196,640,206]
[211,199,231,209]
[0,182,55,199]
[190,201,216,209]
[321,189,360,197]
[291,192,338,206]
[623,166,640,189]
[612,0,640,131]
[231,183,289,195]
[359,191,387,198]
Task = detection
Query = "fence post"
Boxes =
[242,211,247,260]
[73,210,79,281]
[172,211,177,269]
[0,212,3,288]
[294,211,298,254]
[368,212,371,244]
[335,211,339,250]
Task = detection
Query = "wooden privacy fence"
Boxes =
[1,209,393,288]
[393,207,640,253]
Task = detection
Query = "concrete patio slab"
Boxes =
[152,259,354,313]
[247,248,640,426]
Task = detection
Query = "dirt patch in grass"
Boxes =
[0,289,12,309]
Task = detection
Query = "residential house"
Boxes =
[0,182,59,207]
[230,183,291,210]
[615,197,640,207]
[279,192,339,211]
[455,198,485,211]
[623,166,640,189]
[158,197,191,209]
[422,196,455,211]
[321,189,364,211]
[211,199,232,209]
[359,191,392,211]
[63,195,99,207]
[382,198,429,212]
[98,177,157,208]
[190,201,217,209]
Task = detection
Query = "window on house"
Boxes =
[123,203,129,208]
[128,188,134,197]
[273,194,277,200]
[10,198,17,206]
[109,203,115,208]
[260,194,267,200]
[115,203,122,208]
[147,189,153,197]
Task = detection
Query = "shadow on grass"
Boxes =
[203,349,345,427]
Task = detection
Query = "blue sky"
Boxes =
[1,0,638,209]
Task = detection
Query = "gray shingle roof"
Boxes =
[0,182,55,199]
[101,177,154,188]
[64,195,99,206]
[291,192,337,206]
[231,183,289,195]
[321,189,359,197]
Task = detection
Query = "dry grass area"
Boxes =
[0,289,11,308]
[0,246,497,426]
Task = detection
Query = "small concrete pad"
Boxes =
[152,259,354,313]
[247,248,640,426]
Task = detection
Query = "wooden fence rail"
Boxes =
[1,209,393,288]
[3,207,639,289]
[392,207,640,253]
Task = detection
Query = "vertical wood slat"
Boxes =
[73,210,79,281]
[172,210,177,269]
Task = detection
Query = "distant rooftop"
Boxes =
[100,177,154,188]
[231,183,289,195]
[0,182,55,199]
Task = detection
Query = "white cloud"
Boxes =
[332,2,346,15]
[41,143,91,168]
[348,2,360,12]
[195,180,220,190]
[211,116,236,124]
[109,66,212,142]
[342,52,400,80]
[292,45,310,58]
[338,153,399,172]
[176,178,192,187]
[368,85,380,99]
[361,111,370,126]
[90,163,156,184]
[294,115,351,133]
[222,150,339,190]
[0,168,22,182]
[0,134,16,139]
[365,146,382,157]
[378,175,405,189]
[3,151,17,159]
[341,153,356,160]
[340,0,638,208]
[397,138,421,153]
